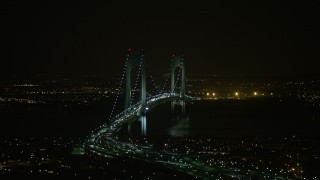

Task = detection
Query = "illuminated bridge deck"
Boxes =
[87,93,195,143]
[84,93,282,179]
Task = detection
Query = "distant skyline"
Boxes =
[1,1,319,77]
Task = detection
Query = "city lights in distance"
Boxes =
[235,92,239,96]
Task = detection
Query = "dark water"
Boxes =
[0,97,319,139]
[146,98,320,138]
[0,102,111,138]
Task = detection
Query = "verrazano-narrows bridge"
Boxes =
[85,50,207,177]
[88,49,193,140]
[84,50,286,179]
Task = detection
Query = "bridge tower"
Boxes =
[171,55,186,114]
[125,50,147,136]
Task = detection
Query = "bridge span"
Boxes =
[82,51,286,179]
[84,51,215,178]
[87,93,195,144]
[84,92,212,178]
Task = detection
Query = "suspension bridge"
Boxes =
[84,49,214,177]
[87,49,193,140]
[83,50,282,179]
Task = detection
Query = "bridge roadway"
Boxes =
[84,93,272,179]
[85,93,216,178]
[86,93,194,142]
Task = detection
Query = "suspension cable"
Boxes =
[146,65,160,96]
[130,55,143,107]
[160,56,175,94]
[108,54,129,121]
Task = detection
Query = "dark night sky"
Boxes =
[1,1,319,77]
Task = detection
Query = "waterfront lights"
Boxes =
[254,92,257,96]
[235,92,239,96]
